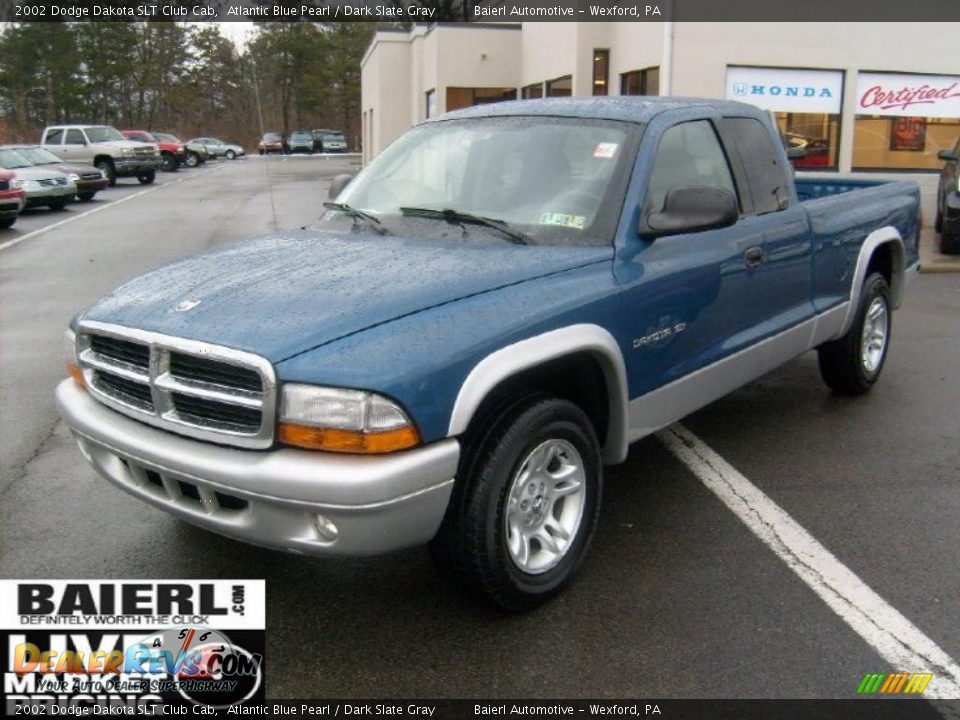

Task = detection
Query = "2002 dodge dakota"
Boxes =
[57,98,920,610]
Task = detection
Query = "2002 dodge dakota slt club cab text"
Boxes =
[56,98,920,610]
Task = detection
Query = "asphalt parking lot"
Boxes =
[0,156,957,700]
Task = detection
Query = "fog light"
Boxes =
[315,514,338,542]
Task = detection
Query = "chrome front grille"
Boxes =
[77,321,276,449]
[134,146,156,157]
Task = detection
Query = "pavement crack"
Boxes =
[1,417,60,498]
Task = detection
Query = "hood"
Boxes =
[9,166,69,182]
[81,229,613,363]
[43,162,101,175]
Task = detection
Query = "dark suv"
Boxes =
[937,140,960,254]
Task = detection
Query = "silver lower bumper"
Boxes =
[56,380,458,556]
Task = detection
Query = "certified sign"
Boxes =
[856,72,960,118]
[726,67,843,114]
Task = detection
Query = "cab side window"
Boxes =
[720,117,791,215]
[45,128,64,145]
[645,120,737,214]
[65,129,85,145]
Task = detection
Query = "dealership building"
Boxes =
[360,22,959,173]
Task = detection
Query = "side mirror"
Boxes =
[937,149,957,162]
[643,185,739,238]
[786,147,807,160]
[328,173,355,200]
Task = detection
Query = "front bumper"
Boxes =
[113,157,160,175]
[56,380,458,557]
[76,179,108,194]
[24,184,76,206]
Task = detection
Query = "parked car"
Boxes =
[56,98,920,611]
[6,145,108,202]
[936,139,960,254]
[0,148,76,210]
[187,137,245,160]
[41,125,159,186]
[121,130,185,172]
[152,133,209,168]
[287,131,314,154]
[312,129,347,153]
[0,168,26,229]
[783,132,831,169]
[258,132,285,155]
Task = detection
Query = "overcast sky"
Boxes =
[214,22,257,49]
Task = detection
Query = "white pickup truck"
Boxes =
[41,125,161,186]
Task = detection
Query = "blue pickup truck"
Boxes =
[57,98,920,610]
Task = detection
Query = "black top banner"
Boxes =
[4,0,960,22]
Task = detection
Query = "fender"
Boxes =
[835,226,905,339]
[447,324,630,464]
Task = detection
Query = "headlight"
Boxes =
[67,173,80,183]
[177,145,184,152]
[278,384,419,454]
[121,148,134,157]
[64,328,84,388]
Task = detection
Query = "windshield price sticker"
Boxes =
[593,142,619,159]
[539,212,586,230]
[0,579,265,715]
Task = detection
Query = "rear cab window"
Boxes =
[719,117,791,215]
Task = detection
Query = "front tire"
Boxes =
[160,152,178,172]
[939,232,959,255]
[185,152,200,168]
[137,171,155,185]
[225,149,236,160]
[0,217,16,229]
[96,159,116,187]
[47,198,69,210]
[431,395,602,612]
[77,192,96,202]
[818,272,891,395]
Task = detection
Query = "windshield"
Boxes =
[154,133,179,143]
[324,116,637,247]
[13,147,61,165]
[0,148,33,169]
[291,133,312,141]
[323,133,345,142]
[262,134,281,142]
[86,127,125,143]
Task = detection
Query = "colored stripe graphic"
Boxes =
[858,672,934,694]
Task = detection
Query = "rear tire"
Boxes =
[430,395,602,612]
[818,272,891,395]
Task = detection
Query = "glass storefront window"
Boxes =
[546,75,572,97]
[774,111,840,170]
[853,72,960,171]
[522,83,544,99]
[621,67,659,96]
[445,87,517,112]
[593,50,609,96]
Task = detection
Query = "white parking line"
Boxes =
[658,422,960,700]
[0,164,225,253]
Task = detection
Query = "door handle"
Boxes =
[744,246,765,268]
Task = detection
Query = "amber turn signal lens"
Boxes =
[278,423,420,454]
[67,362,85,388]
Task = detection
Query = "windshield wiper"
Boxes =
[399,207,531,245]
[323,202,389,235]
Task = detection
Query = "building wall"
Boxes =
[362,22,958,169]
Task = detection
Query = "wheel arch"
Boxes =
[447,324,629,465]
[93,154,115,168]
[836,226,905,338]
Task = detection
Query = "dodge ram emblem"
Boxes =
[174,298,202,312]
